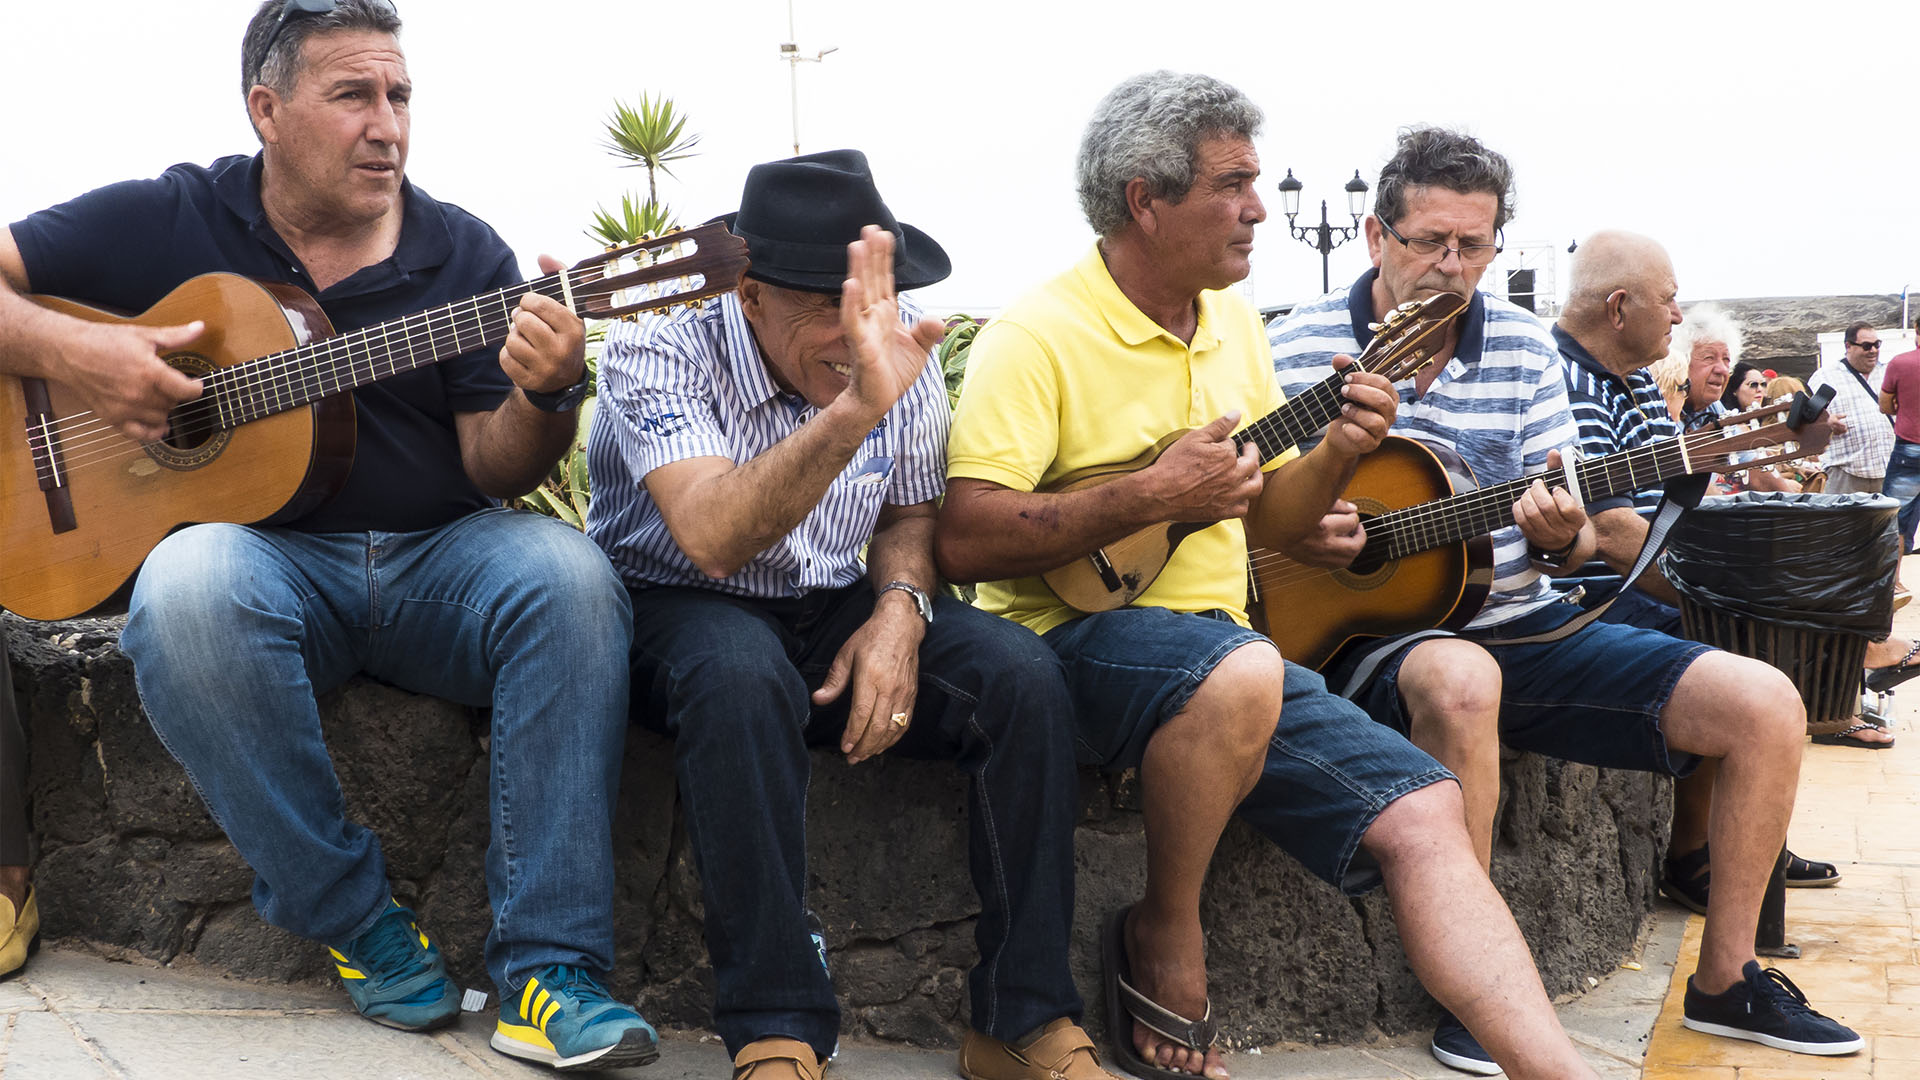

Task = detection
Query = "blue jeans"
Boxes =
[1882,439,1920,552]
[121,508,633,996]
[627,582,1082,1061]
[1042,607,1454,895]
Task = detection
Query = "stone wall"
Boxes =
[5,612,1670,1049]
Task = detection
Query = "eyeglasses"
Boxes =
[1377,215,1503,267]
[262,0,398,61]
[1742,380,1766,389]
[1852,340,1882,350]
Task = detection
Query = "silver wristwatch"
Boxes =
[879,580,934,625]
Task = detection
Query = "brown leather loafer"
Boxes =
[959,1018,1117,1080]
[734,1038,825,1080]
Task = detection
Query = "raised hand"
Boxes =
[1145,412,1264,522]
[840,226,945,418]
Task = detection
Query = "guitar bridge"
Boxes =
[1087,549,1124,593]
[21,377,77,534]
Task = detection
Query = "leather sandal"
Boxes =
[1101,907,1217,1080]
[1659,844,1711,915]
[734,1038,824,1080]
[1785,851,1842,888]
[960,1018,1115,1080]
[1812,722,1896,750]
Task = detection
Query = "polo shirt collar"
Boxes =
[1552,324,1627,387]
[212,152,454,290]
[719,293,789,411]
[1344,267,1486,362]
[1076,244,1223,352]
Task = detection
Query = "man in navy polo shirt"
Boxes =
[0,1,654,1071]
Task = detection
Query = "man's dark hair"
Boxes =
[241,0,402,134]
[1845,320,1877,345]
[1373,126,1515,232]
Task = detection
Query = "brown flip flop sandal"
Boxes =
[1101,906,1217,1080]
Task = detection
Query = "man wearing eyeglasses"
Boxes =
[1272,129,1862,1071]
[0,0,656,1070]
[1813,323,1896,495]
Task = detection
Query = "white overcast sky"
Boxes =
[4,0,1916,316]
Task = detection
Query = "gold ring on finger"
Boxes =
[890,712,910,728]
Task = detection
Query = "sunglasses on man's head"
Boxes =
[263,0,398,59]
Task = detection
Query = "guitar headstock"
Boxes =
[1689,394,1834,473]
[1357,292,1469,383]
[558,222,752,318]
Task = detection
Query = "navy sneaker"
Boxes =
[1682,961,1863,1055]
[1429,1009,1500,1075]
[328,899,461,1031]
[492,964,660,1071]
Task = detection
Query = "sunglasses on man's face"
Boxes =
[1853,340,1882,350]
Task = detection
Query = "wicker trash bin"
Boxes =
[1661,491,1900,735]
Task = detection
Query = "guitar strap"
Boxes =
[1336,472,1712,698]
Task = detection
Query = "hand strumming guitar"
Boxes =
[1140,411,1264,522]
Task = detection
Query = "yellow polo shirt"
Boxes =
[947,245,1291,635]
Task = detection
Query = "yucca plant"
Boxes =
[937,313,985,409]
[514,329,605,529]
[601,92,701,206]
[587,193,679,250]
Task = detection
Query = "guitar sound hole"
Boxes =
[162,404,218,451]
[1348,515,1389,575]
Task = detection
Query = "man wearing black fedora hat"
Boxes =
[586,150,1112,1080]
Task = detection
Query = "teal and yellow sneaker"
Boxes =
[492,965,660,1072]
[328,899,461,1031]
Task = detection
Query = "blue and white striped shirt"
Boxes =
[1558,325,1679,582]
[585,295,950,598]
[1269,271,1578,627]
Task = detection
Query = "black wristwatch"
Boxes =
[522,374,590,413]
[1528,539,1577,570]
[879,580,935,625]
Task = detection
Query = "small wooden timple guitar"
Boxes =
[1246,399,1833,670]
[1,223,748,621]
[1040,291,1468,613]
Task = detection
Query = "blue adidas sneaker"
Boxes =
[492,964,660,1072]
[328,899,461,1031]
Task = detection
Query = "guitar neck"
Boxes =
[1363,434,1714,562]
[201,273,572,428]
[1237,369,1362,463]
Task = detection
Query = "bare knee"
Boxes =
[1665,653,1806,759]
[1399,640,1501,753]
[1364,779,1470,866]
[1174,641,1285,768]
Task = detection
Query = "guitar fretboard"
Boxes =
[198,274,577,429]
[1361,427,1751,562]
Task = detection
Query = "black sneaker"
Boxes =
[1430,1009,1500,1075]
[1682,961,1863,1055]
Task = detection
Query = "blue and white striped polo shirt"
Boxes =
[585,294,950,597]
[1558,325,1679,581]
[1269,270,1578,627]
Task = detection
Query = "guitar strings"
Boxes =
[19,259,696,481]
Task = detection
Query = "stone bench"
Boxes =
[5,612,1671,1049]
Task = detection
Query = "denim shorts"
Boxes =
[1330,597,1710,778]
[1042,607,1454,894]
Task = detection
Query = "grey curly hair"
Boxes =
[1075,71,1264,240]
[1373,126,1515,231]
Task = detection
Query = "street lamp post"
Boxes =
[1276,169,1370,294]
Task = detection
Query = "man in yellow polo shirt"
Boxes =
[933,72,1598,1080]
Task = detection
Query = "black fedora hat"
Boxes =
[718,149,950,294]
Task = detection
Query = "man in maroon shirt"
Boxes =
[1878,315,1920,552]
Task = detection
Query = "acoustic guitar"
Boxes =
[1040,291,1468,613]
[1,223,748,621]
[1248,399,1833,670]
